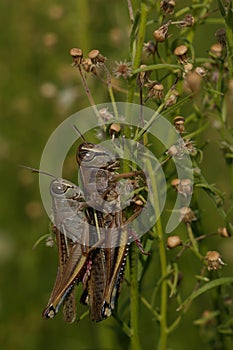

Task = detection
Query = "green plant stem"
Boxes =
[146,158,168,350]
[225,3,233,79]
[127,2,148,103]
[129,242,142,350]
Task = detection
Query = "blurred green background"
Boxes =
[1,1,232,349]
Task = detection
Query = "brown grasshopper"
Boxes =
[42,140,143,322]
[76,141,143,321]
[42,178,91,322]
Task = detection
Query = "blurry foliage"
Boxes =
[0,1,233,350]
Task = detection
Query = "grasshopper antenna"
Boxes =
[19,165,57,179]
[73,124,86,142]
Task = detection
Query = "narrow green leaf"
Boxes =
[217,0,226,17]
[177,277,233,311]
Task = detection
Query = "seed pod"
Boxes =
[182,15,195,27]
[70,48,83,66]
[167,235,182,249]
[217,227,231,238]
[113,60,132,79]
[88,49,106,65]
[137,65,151,86]
[165,89,179,107]
[146,81,164,100]
[153,22,170,43]
[82,58,96,74]
[179,207,196,223]
[210,43,223,58]
[195,67,207,77]
[143,41,157,56]
[174,45,189,64]
[109,123,121,140]
[205,250,225,271]
[167,144,179,157]
[173,116,185,133]
[215,28,226,47]
[160,0,175,15]
[183,62,193,75]
[171,178,180,190]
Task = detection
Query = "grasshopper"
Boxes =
[42,140,143,322]
[76,141,142,321]
[42,178,90,322]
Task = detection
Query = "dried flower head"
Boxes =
[173,116,185,133]
[217,227,231,238]
[81,58,97,74]
[70,47,83,66]
[179,206,196,223]
[98,108,114,124]
[88,49,106,65]
[113,60,132,79]
[109,123,121,140]
[205,251,225,271]
[143,41,157,56]
[172,178,192,197]
[160,0,175,15]
[146,81,164,100]
[137,65,151,86]
[215,28,226,47]
[171,178,181,189]
[195,67,207,77]
[165,89,179,107]
[209,43,223,58]
[180,15,195,28]
[183,62,193,75]
[184,139,197,156]
[167,235,182,249]
[167,138,196,158]
[153,22,171,42]
[174,45,189,64]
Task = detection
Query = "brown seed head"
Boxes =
[143,41,157,56]
[165,89,179,107]
[171,178,181,189]
[174,45,189,64]
[179,179,192,197]
[70,48,83,65]
[82,58,96,74]
[167,145,179,157]
[182,15,195,27]
[113,60,132,79]
[210,43,223,58]
[88,49,106,65]
[109,123,121,139]
[147,81,164,100]
[167,235,182,248]
[184,139,197,156]
[160,0,175,15]
[180,207,196,223]
[174,116,185,133]
[137,65,151,86]
[215,28,226,46]
[195,67,207,77]
[205,250,225,271]
[218,227,231,238]
[153,22,170,43]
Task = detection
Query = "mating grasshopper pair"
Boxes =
[43,139,144,322]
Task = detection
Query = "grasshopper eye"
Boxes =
[50,181,68,195]
[77,143,96,163]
